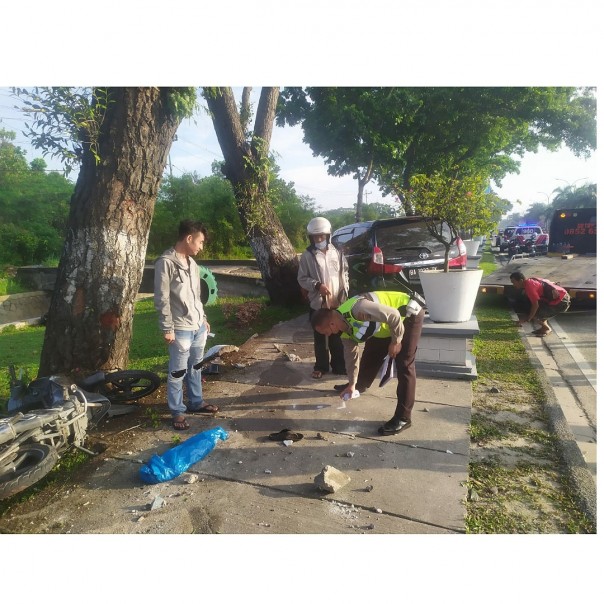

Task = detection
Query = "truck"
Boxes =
[480,208,597,303]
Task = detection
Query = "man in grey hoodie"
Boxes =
[154,219,219,430]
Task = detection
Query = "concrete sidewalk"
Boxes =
[0,313,472,534]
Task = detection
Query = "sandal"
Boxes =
[311,370,324,379]
[268,428,303,442]
[534,329,551,337]
[188,403,220,414]
[172,417,190,431]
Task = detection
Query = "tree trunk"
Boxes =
[38,87,182,376]
[354,161,373,222]
[204,87,301,305]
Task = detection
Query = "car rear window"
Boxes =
[374,219,450,263]
[332,224,372,253]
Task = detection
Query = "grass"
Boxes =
[0,293,306,514]
[0,447,91,516]
[0,277,28,296]
[466,245,595,533]
[2,252,594,532]
[0,295,307,408]
[128,296,306,376]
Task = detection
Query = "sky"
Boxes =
[0,86,597,217]
[1,4,600,222]
[1,0,601,598]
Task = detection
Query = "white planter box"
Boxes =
[419,269,483,323]
[463,239,480,256]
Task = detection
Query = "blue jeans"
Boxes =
[167,326,207,417]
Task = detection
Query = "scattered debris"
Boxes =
[446,450,453,455]
[365,485,374,492]
[422,407,430,413]
[264,469,272,474]
[116,424,142,436]
[268,429,303,442]
[286,353,301,362]
[183,473,198,484]
[489,386,501,393]
[149,496,166,511]
[282,440,294,447]
[316,433,328,441]
[373,507,382,514]
[314,465,351,493]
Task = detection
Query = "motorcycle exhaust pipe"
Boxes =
[0,410,60,445]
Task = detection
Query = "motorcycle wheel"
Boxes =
[0,443,59,501]
[98,370,161,403]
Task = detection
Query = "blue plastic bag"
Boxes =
[140,426,228,484]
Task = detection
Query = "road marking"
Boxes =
[549,318,597,393]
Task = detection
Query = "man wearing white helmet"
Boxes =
[298,217,349,379]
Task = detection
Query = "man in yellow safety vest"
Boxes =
[311,291,425,435]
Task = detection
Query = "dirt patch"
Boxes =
[466,380,594,533]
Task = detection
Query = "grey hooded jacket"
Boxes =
[154,248,205,332]
[297,243,349,310]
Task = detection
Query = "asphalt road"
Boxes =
[527,303,597,480]
[551,305,597,381]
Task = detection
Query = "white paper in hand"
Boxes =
[379,356,396,387]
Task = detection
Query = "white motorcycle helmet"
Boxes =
[307,217,331,235]
[307,217,332,245]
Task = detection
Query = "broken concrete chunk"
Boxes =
[183,473,198,484]
[314,465,351,493]
[149,496,165,510]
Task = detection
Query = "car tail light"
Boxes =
[448,238,467,268]
[368,245,401,274]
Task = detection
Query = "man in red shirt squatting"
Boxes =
[509,271,571,337]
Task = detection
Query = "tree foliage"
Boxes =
[0,129,73,265]
[15,87,192,375]
[278,87,597,216]
[405,170,498,270]
[149,163,319,259]
[501,182,597,230]
[203,87,302,304]
[12,87,197,176]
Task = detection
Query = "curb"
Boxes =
[511,310,597,529]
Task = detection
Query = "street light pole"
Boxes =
[537,191,551,204]
[554,177,588,191]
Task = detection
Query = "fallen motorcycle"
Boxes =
[0,367,113,501]
[74,369,161,404]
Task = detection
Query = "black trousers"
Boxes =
[309,309,346,374]
[356,309,425,421]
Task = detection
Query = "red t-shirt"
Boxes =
[524,278,567,306]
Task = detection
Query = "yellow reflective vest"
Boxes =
[337,291,410,342]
